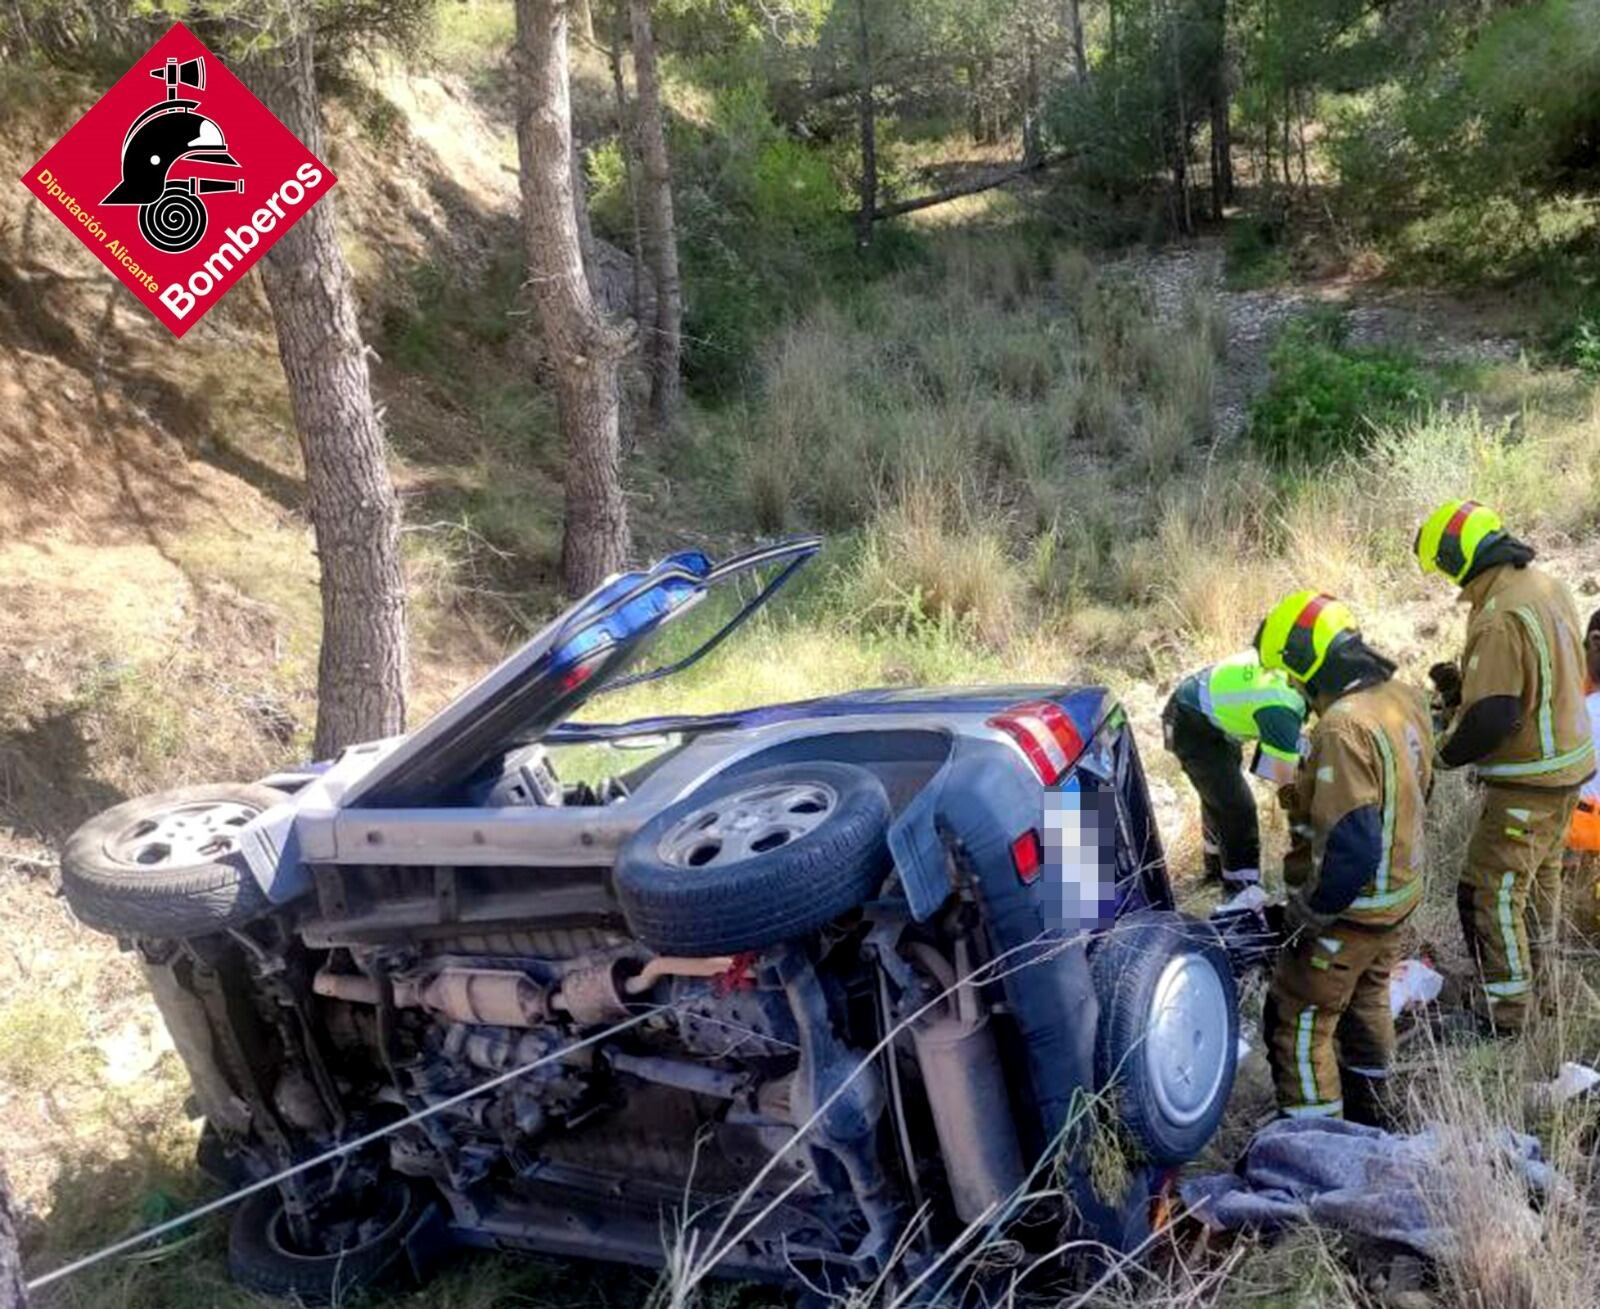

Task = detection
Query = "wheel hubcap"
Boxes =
[106,800,261,869]
[1145,952,1230,1128]
[658,781,837,869]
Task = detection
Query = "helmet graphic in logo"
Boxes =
[101,55,243,254]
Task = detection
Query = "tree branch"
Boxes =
[864,151,1068,222]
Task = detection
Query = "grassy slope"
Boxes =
[4,16,1600,1309]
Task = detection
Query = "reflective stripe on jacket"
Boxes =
[1177,653,1306,786]
[1459,564,1596,788]
[1284,680,1434,928]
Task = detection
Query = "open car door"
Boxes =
[340,538,821,808]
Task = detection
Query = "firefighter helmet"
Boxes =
[101,57,240,254]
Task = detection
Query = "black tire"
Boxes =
[228,1178,430,1304]
[614,762,891,955]
[60,783,285,939]
[1091,909,1238,1165]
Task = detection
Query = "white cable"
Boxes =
[25,1004,668,1292]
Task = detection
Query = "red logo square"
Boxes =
[19,21,337,338]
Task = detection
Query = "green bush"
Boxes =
[1224,215,1291,290]
[1248,316,1436,464]
[751,138,841,237]
[1562,308,1600,376]
[649,79,866,394]
[585,139,633,239]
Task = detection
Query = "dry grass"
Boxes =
[741,231,1213,539]
[1118,490,1282,661]
[842,477,1025,648]
[1406,1035,1600,1309]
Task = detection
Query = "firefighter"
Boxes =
[1255,591,1432,1124]
[1416,501,1596,1032]
[1561,609,1600,937]
[1162,651,1306,889]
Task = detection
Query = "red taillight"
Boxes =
[987,700,1085,785]
[1010,829,1043,884]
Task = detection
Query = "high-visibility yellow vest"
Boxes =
[1180,652,1307,782]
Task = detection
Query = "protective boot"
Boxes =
[1340,1068,1394,1131]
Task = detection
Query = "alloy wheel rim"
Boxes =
[658,781,837,869]
[105,800,261,869]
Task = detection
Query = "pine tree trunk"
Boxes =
[246,21,408,759]
[1281,89,1293,190]
[516,0,633,595]
[1022,22,1041,163]
[571,134,598,279]
[573,0,595,43]
[1066,0,1088,79]
[1167,0,1192,235]
[0,1168,24,1309]
[1260,0,1273,193]
[1210,92,1233,214]
[629,0,681,430]
[606,0,645,325]
[1208,0,1232,218]
[855,0,877,247]
[1296,86,1311,198]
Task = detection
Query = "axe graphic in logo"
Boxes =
[102,54,244,254]
[21,22,335,336]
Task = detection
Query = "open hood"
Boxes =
[341,538,821,808]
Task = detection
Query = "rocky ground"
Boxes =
[1111,240,1523,439]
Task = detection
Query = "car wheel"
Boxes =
[60,783,285,939]
[614,762,891,955]
[1091,909,1238,1165]
[227,1178,432,1304]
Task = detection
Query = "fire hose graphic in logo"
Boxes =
[20,22,336,337]
[104,53,244,254]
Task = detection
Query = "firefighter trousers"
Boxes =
[1163,700,1259,880]
[1458,783,1581,1032]
[1265,922,1401,1121]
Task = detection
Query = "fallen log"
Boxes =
[863,151,1067,222]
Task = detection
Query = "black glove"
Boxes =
[1428,661,1462,709]
[1282,888,1339,942]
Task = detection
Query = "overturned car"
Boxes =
[59,539,1245,1301]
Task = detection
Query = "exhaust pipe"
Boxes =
[909,954,1027,1223]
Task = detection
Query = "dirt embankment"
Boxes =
[0,60,531,843]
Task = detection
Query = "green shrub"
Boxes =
[1248,316,1436,464]
[751,138,841,237]
[1562,308,1600,376]
[1225,215,1291,290]
[649,79,876,395]
[585,139,633,239]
